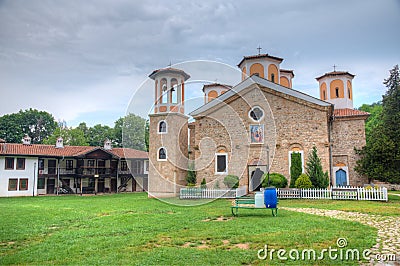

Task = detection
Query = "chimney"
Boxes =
[22,135,31,145]
[104,139,112,150]
[56,137,64,148]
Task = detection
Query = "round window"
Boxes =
[249,107,264,121]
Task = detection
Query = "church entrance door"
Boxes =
[250,168,265,191]
[335,169,347,186]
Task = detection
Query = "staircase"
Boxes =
[118,176,132,192]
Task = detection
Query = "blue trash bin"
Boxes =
[264,188,278,208]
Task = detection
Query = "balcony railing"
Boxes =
[38,167,144,176]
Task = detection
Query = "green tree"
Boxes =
[201,178,207,189]
[0,109,57,144]
[358,102,383,142]
[356,65,400,183]
[306,146,329,188]
[43,127,88,146]
[87,124,114,147]
[114,114,147,151]
[186,162,197,186]
[289,152,302,188]
[295,174,313,189]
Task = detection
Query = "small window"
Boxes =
[37,178,45,189]
[38,159,44,170]
[249,106,264,121]
[144,160,149,174]
[120,160,128,171]
[158,148,167,161]
[348,88,351,99]
[215,153,228,174]
[66,160,73,170]
[335,87,339,98]
[133,160,143,175]
[271,73,275,83]
[323,90,326,100]
[8,178,18,191]
[158,121,167,133]
[5,157,14,170]
[19,178,28,190]
[16,158,25,170]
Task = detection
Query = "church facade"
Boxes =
[148,53,369,198]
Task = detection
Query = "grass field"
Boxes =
[0,193,398,265]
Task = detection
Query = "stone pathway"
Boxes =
[281,207,400,265]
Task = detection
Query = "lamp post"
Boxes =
[266,145,270,187]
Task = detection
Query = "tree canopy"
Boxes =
[0,109,57,144]
[306,146,329,188]
[355,65,400,184]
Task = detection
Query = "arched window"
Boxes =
[161,78,167,103]
[335,87,339,98]
[158,121,167,133]
[271,73,275,83]
[348,88,351,99]
[323,90,326,100]
[171,78,178,104]
[158,147,167,161]
[215,149,228,174]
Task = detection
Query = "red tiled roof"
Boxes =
[110,148,148,159]
[316,71,355,81]
[148,67,190,81]
[333,108,369,118]
[0,138,5,143]
[0,143,148,159]
[237,53,284,67]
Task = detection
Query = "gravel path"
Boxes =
[281,207,400,265]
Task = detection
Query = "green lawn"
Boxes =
[1,193,396,265]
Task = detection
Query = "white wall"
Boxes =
[0,156,38,197]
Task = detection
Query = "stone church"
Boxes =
[148,53,369,198]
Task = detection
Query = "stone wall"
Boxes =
[148,113,188,197]
[192,85,332,189]
[331,117,368,186]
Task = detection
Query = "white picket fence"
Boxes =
[180,186,247,199]
[277,186,388,201]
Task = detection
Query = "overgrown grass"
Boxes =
[0,193,388,265]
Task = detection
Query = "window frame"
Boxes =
[144,160,149,174]
[5,157,14,170]
[248,106,264,122]
[158,120,168,134]
[19,178,28,191]
[158,147,167,161]
[16,158,25,170]
[65,160,74,170]
[288,150,305,174]
[215,152,228,175]
[8,178,18,191]
[37,178,45,189]
[120,160,128,171]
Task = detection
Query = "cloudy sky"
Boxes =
[1,0,399,127]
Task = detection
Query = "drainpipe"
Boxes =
[33,162,36,197]
[328,106,334,188]
[116,159,120,193]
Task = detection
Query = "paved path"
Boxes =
[281,207,400,265]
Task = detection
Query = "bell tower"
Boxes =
[316,70,355,109]
[148,67,190,198]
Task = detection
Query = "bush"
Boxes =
[186,162,197,186]
[290,152,302,187]
[223,175,239,189]
[262,173,288,188]
[201,178,207,189]
[295,174,313,189]
[214,180,220,189]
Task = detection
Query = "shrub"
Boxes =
[214,180,220,189]
[201,178,207,189]
[295,174,313,189]
[262,173,288,188]
[290,152,302,187]
[223,175,239,189]
[186,162,197,186]
[306,146,329,188]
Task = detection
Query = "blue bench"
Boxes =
[231,188,278,216]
